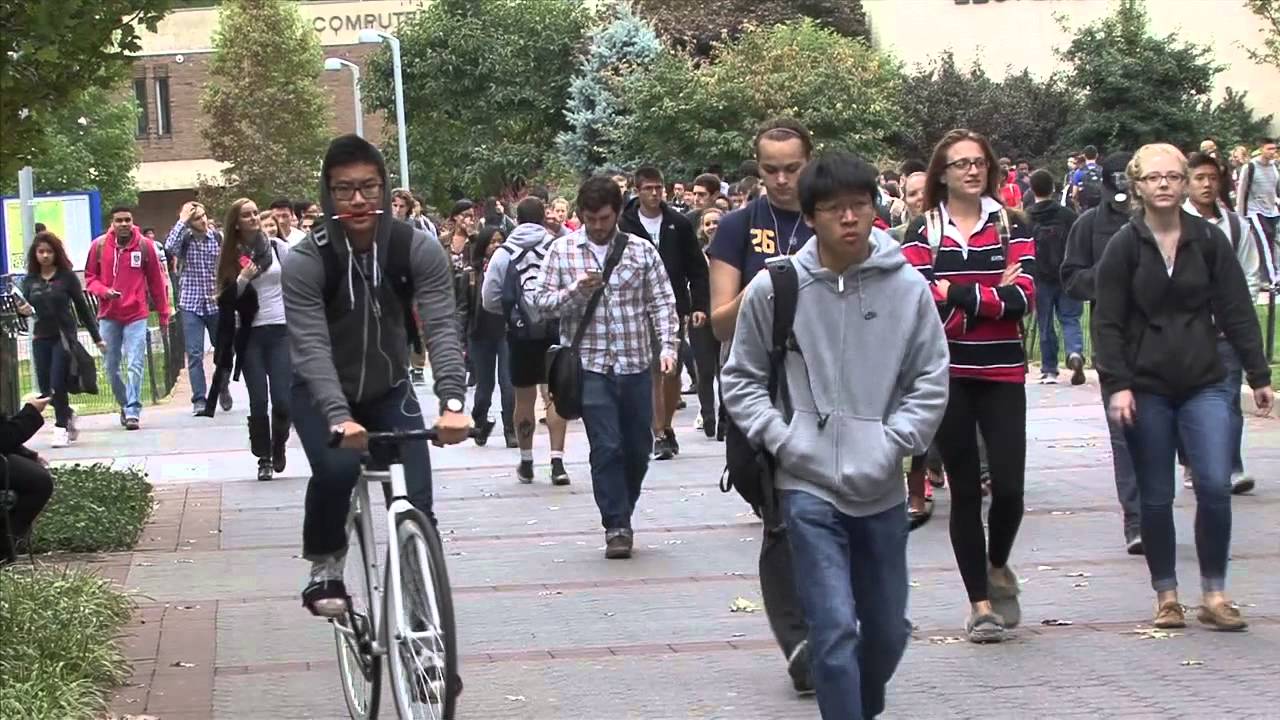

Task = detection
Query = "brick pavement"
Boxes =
[23,372,1278,719]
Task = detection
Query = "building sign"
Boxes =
[311,9,424,38]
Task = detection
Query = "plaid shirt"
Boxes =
[165,221,221,316]
[531,229,679,375]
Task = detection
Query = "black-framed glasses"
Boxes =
[946,157,988,172]
[330,180,384,201]
[1138,172,1186,186]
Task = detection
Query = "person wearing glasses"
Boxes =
[899,128,1037,644]
[282,134,473,618]
[1094,143,1273,632]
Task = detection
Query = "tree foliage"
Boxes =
[611,21,903,179]
[557,2,662,176]
[1200,86,1274,152]
[0,0,172,178]
[199,0,330,207]
[364,0,589,207]
[0,86,141,214]
[1243,0,1280,72]
[632,0,868,56]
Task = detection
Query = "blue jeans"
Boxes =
[242,324,291,418]
[470,334,514,430]
[294,381,434,559]
[580,371,653,530]
[1125,386,1235,594]
[31,336,72,427]
[100,318,148,419]
[783,491,911,720]
[1035,282,1083,374]
[180,309,218,407]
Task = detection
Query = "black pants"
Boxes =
[32,336,73,428]
[1,454,54,557]
[759,496,809,661]
[689,324,720,425]
[935,378,1027,603]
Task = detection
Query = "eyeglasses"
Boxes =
[1138,172,1186,186]
[815,199,873,216]
[946,157,988,172]
[330,180,384,201]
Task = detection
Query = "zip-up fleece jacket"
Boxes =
[83,226,172,325]
[618,197,710,317]
[722,232,950,519]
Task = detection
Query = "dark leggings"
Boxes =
[31,337,72,427]
[1,454,54,556]
[689,324,720,424]
[934,378,1027,603]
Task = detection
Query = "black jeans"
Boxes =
[689,324,720,425]
[935,378,1027,603]
[241,324,291,418]
[31,336,72,427]
[759,496,809,662]
[1,454,54,557]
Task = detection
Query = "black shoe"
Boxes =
[271,411,290,473]
[702,414,716,439]
[666,429,679,456]
[119,409,128,428]
[124,417,140,431]
[220,387,234,411]
[504,428,519,449]
[474,419,495,447]
[676,399,687,410]
[517,460,534,484]
[653,434,674,461]
[1067,353,1087,386]
[787,640,815,696]
[550,459,570,486]
[257,458,273,482]
[410,367,425,383]
[604,528,633,559]
[1126,534,1144,556]
[681,384,697,395]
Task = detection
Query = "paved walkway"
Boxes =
[26,369,1280,719]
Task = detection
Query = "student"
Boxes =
[722,151,949,719]
[1025,169,1083,385]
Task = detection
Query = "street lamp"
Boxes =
[357,29,409,191]
[324,57,363,138]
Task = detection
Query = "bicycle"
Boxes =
[327,427,475,720]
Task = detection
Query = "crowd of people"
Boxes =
[2,121,1277,719]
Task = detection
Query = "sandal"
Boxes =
[302,579,349,618]
[1197,602,1247,632]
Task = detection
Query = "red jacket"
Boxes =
[84,227,172,325]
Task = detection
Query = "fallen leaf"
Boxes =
[1181,659,1205,667]
[1065,572,1092,578]
[136,562,154,567]
[730,632,746,638]
[1131,628,1180,640]
[505,695,527,702]
[738,537,755,542]
[175,559,194,564]
[730,597,761,614]
[664,539,685,545]
[1040,619,1073,626]
[552,558,566,563]
[1050,511,1074,516]
[928,636,964,644]
[1073,582,1090,588]
[170,661,196,668]
[176,605,200,610]
[526,519,539,525]
[1036,565,1056,571]
[604,612,616,617]
[538,591,563,597]
[538,541,558,546]
[547,506,560,511]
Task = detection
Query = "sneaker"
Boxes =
[66,411,79,441]
[1230,474,1255,495]
[1125,534,1144,556]
[410,367,425,383]
[676,399,687,410]
[1197,602,1248,632]
[1182,466,1194,489]
[550,458,570,486]
[965,611,1007,644]
[124,417,140,431]
[604,528,633,559]
[987,565,1021,628]
[517,459,534,484]
[1039,372,1058,384]
[653,434,675,461]
[474,419,495,447]
[1153,601,1186,629]
[302,554,348,618]
[1067,353,1087,386]
[702,414,716,439]
[219,387,234,412]
[786,640,815,697]
[694,415,704,431]
[50,427,69,448]
[193,405,204,417]
[119,409,127,428]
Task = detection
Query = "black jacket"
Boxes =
[1060,199,1131,303]
[18,269,102,343]
[1026,200,1078,285]
[1,404,44,461]
[1094,212,1270,399]
[619,198,710,317]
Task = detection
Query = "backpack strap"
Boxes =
[1227,212,1243,251]
[924,209,943,260]
[317,221,421,348]
[765,256,799,421]
[996,207,1012,259]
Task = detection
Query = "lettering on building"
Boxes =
[312,11,422,36]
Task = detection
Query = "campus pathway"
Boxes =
[23,366,1280,719]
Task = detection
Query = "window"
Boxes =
[133,78,149,137]
[154,77,172,137]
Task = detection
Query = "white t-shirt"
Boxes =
[286,227,308,246]
[585,239,609,267]
[639,211,663,247]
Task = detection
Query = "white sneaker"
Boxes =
[50,427,70,448]
[694,415,705,431]
[66,411,80,441]
[1039,373,1058,385]
[1182,466,1194,489]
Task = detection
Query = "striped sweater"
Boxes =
[900,196,1037,383]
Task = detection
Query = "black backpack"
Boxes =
[1078,164,1105,210]
[316,219,422,352]
[500,244,557,341]
[718,257,800,510]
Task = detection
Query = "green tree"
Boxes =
[612,20,904,179]
[632,0,868,57]
[0,86,141,213]
[0,0,172,178]
[1243,0,1280,72]
[557,2,662,176]
[1201,87,1274,151]
[1059,0,1222,152]
[364,0,590,207]
[199,0,330,207]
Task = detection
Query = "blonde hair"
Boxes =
[1127,143,1188,207]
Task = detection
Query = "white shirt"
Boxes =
[639,211,663,247]
[1182,199,1262,298]
[286,227,308,246]
[585,238,609,267]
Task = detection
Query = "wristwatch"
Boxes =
[443,398,464,414]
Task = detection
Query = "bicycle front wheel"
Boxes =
[334,498,381,719]
[386,509,458,720]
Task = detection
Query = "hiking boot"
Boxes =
[604,528,633,559]
[474,418,495,447]
[517,460,534,484]
[1067,353,1087,385]
[1197,602,1247,632]
[965,611,1007,644]
[271,411,290,473]
[1153,601,1186,629]
[786,640,815,697]
[1230,474,1255,495]
[987,565,1021,628]
[550,458,570,486]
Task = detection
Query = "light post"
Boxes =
[357,29,408,190]
[323,57,363,138]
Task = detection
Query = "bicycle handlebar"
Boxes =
[328,426,482,448]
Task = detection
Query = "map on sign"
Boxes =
[0,192,100,274]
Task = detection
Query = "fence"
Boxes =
[0,275,185,417]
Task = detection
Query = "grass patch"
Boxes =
[30,464,153,554]
[0,565,134,720]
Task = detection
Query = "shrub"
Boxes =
[0,566,134,719]
[29,463,153,554]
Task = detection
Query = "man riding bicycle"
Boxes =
[283,134,472,618]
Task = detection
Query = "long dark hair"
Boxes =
[473,226,503,270]
[218,197,257,288]
[26,231,73,274]
[923,128,1003,211]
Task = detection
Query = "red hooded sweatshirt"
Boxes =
[84,226,172,326]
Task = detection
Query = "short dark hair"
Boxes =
[529,185,550,202]
[898,159,927,176]
[448,199,475,219]
[1186,152,1222,175]
[1083,145,1099,160]
[692,174,720,196]
[516,196,546,225]
[738,159,759,179]
[143,227,156,235]
[1260,137,1277,146]
[109,205,133,217]
[34,222,46,233]
[882,169,901,184]
[577,175,624,214]
[292,200,316,220]
[634,166,664,188]
[798,151,880,217]
[1029,169,1055,198]
[269,198,292,211]
[753,117,814,158]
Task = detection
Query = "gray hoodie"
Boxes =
[282,136,466,426]
[721,230,950,518]
[481,222,557,319]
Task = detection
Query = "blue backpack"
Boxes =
[500,245,557,341]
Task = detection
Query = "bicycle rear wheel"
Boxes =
[386,509,458,720]
[334,497,381,719]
